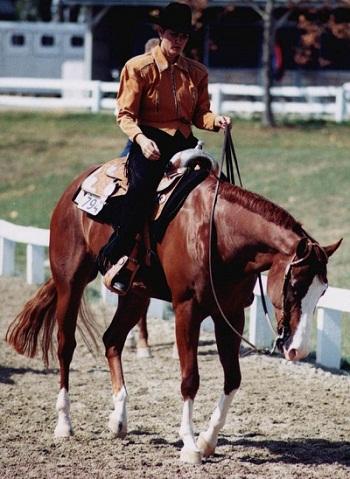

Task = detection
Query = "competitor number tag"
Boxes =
[75,189,105,216]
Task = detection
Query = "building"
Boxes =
[0,21,86,79]
[1,1,350,85]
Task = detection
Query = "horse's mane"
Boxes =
[219,181,304,235]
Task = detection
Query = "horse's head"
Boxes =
[267,237,342,361]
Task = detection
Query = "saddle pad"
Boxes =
[82,157,128,198]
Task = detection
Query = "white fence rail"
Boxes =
[1,77,350,122]
[0,219,49,284]
[1,219,349,370]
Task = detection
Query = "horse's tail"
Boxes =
[6,278,101,367]
[6,278,57,367]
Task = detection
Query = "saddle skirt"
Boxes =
[74,142,218,220]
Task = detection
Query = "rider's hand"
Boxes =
[214,115,232,130]
[136,134,161,161]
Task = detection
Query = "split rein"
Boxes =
[208,127,281,356]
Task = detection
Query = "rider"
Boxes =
[99,1,231,294]
[119,38,160,157]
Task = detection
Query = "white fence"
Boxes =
[1,218,349,370]
[1,77,350,122]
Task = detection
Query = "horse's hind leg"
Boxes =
[124,298,151,357]
[197,310,243,457]
[136,297,151,358]
[54,280,89,438]
[52,242,98,438]
[103,288,150,437]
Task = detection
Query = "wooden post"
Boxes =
[91,81,101,113]
[249,296,274,349]
[210,83,223,114]
[316,308,342,369]
[0,237,15,276]
[335,86,346,123]
[26,244,45,284]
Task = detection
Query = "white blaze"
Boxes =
[288,276,327,359]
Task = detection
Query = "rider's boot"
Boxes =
[103,237,140,295]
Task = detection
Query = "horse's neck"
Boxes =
[216,195,300,272]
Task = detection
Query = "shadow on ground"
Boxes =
[216,436,350,466]
[0,365,58,384]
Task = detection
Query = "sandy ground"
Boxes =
[1,277,349,479]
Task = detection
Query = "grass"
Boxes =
[1,111,349,362]
[2,112,348,285]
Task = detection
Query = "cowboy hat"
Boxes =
[154,2,192,34]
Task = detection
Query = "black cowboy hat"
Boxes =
[154,2,192,34]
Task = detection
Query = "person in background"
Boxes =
[99,2,231,294]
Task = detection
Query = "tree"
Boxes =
[249,0,350,126]
[294,4,350,69]
[256,0,276,126]
[248,1,296,127]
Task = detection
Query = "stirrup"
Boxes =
[103,255,140,295]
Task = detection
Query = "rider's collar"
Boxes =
[152,45,189,73]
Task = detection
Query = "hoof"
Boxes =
[108,413,127,438]
[180,447,202,465]
[197,433,216,457]
[54,423,73,439]
[136,347,152,358]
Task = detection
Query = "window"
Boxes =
[41,35,55,47]
[70,35,84,48]
[11,34,25,47]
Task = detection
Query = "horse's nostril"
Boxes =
[283,346,297,361]
[288,348,297,361]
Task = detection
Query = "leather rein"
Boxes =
[208,127,280,355]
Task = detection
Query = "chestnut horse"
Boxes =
[6,160,341,464]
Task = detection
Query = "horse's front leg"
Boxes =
[103,290,149,437]
[175,300,202,464]
[197,310,243,457]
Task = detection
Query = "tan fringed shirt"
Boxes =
[116,45,218,141]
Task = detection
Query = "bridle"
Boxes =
[274,241,328,352]
[273,254,307,352]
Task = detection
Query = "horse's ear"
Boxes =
[295,237,311,260]
[323,238,343,258]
